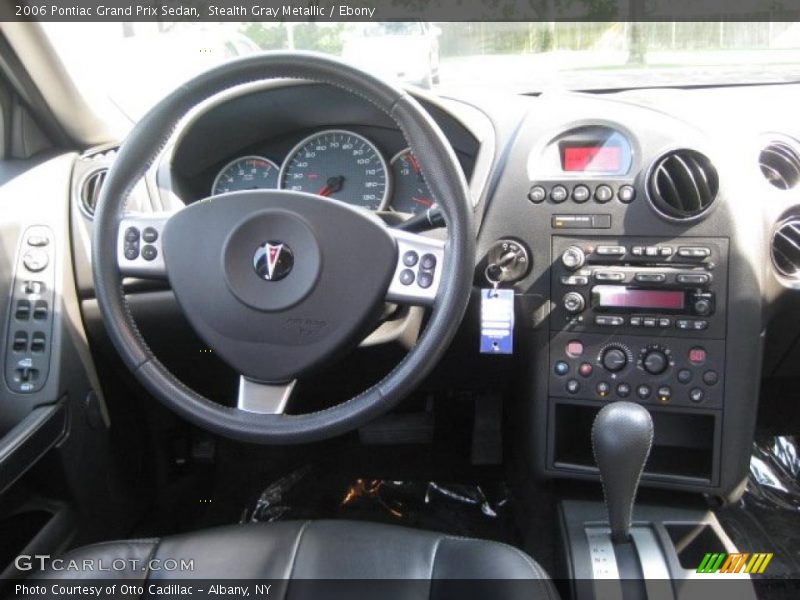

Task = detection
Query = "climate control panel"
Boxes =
[549,330,724,409]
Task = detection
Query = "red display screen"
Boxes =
[561,144,622,172]
[592,286,685,311]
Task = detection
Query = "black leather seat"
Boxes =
[35,520,558,598]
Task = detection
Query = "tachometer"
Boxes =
[389,148,435,215]
[211,156,280,195]
[279,130,389,210]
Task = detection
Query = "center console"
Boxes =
[546,236,728,485]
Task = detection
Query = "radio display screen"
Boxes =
[560,143,622,172]
[592,286,685,311]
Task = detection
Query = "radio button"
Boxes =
[658,318,672,328]
[629,316,642,327]
[551,185,568,203]
[560,275,589,286]
[631,246,644,256]
[635,272,666,283]
[677,273,710,284]
[645,246,659,257]
[693,299,713,316]
[693,320,709,330]
[594,271,625,282]
[572,185,590,203]
[561,246,586,270]
[596,245,626,256]
[595,316,624,326]
[563,292,586,314]
[659,246,674,257]
[676,319,692,330]
[618,185,635,203]
[643,317,657,327]
[678,246,711,258]
[595,185,613,203]
[528,185,547,203]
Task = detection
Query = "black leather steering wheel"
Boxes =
[93,52,474,444]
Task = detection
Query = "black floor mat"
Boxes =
[239,464,517,544]
[715,436,800,599]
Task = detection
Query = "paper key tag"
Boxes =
[480,288,514,354]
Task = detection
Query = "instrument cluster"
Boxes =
[208,128,435,215]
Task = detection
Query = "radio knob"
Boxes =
[601,347,628,372]
[693,298,712,316]
[563,292,585,314]
[643,350,669,375]
[561,246,586,271]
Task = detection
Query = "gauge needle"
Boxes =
[413,197,433,207]
[318,175,345,197]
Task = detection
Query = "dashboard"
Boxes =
[6,75,800,506]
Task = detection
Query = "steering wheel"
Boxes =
[93,52,474,444]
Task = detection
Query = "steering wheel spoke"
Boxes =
[117,213,171,279]
[237,377,296,415]
[385,229,446,306]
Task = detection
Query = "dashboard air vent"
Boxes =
[772,219,800,278]
[759,141,800,190]
[647,149,719,220]
[79,169,107,217]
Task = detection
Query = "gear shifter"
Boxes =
[592,401,653,544]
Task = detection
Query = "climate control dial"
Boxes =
[640,346,672,375]
[599,344,631,373]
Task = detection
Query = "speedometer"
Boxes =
[211,156,279,195]
[279,130,389,210]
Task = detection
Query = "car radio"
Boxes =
[550,236,728,339]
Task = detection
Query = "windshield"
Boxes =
[43,21,800,132]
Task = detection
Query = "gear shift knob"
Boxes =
[592,401,653,544]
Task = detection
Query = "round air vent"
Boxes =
[759,141,800,190]
[647,149,719,220]
[79,169,107,217]
[772,218,800,278]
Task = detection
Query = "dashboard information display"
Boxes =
[560,143,622,172]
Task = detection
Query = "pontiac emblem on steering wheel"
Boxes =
[253,241,294,281]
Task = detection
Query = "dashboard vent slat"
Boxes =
[759,141,800,190]
[647,149,718,220]
[772,219,800,278]
[79,169,108,217]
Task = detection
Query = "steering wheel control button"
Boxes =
[702,370,719,386]
[142,227,159,243]
[402,251,419,267]
[550,185,568,203]
[596,381,611,398]
[141,245,158,261]
[594,185,613,203]
[22,250,48,272]
[554,361,569,376]
[124,245,139,260]
[26,234,50,247]
[572,185,590,203]
[417,272,433,289]
[616,382,631,398]
[566,379,580,394]
[689,388,705,403]
[399,269,416,286]
[420,253,437,270]
[618,185,636,203]
[637,384,652,400]
[528,185,547,203]
[678,369,693,384]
